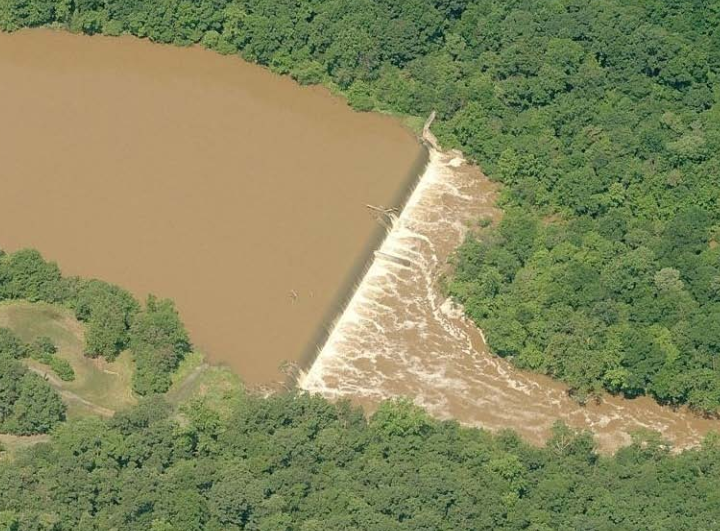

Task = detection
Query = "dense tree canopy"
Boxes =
[2,2,720,527]
[1,395,720,530]
[131,295,192,395]
[444,0,720,409]
[0,330,66,435]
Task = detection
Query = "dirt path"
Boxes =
[29,367,115,417]
[167,363,210,403]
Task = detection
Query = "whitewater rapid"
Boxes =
[299,143,719,452]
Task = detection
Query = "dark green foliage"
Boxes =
[0,328,26,360]
[449,205,720,410]
[131,295,191,395]
[0,355,66,434]
[0,331,70,423]
[0,327,75,382]
[1,395,720,529]
[0,510,18,531]
[30,336,56,356]
[27,337,76,382]
[0,249,64,303]
[0,355,26,424]
[72,279,139,360]
[0,0,55,31]
[2,371,66,434]
[42,355,75,381]
[419,1,720,411]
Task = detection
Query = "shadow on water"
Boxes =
[290,143,430,387]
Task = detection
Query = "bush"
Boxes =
[346,81,375,112]
[291,61,325,86]
[46,357,75,382]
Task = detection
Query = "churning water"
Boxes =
[300,139,720,452]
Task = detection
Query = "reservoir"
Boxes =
[0,29,423,386]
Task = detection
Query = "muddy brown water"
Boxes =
[2,30,718,451]
[0,29,423,386]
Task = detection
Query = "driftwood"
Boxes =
[374,250,413,267]
[366,204,398,215]
[366,204,398,229]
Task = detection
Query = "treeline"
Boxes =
[0,330,66,435]
[1,0,718,409]
[0,249,190,395]
[1,394,719,530]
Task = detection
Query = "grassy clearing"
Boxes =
[0,301,137,418]
[1,300,243,422]
[166,352,243,417]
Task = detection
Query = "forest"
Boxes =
[2,394,720,531]
[5,253,718,530]
[2,0,718,411]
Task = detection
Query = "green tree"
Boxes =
[2,372,65,435]
[0,249,64,303]
[131,295,191,395]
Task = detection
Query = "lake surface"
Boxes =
[0,29,423,386]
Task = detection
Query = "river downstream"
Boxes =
[300,131,720,452]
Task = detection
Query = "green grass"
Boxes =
[170,350,205,387]
[0,301,137,418]
[0,433,49,462]
[167,353,243,417]
[0,300,243,425]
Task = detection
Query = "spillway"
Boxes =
[299,132,720,452]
